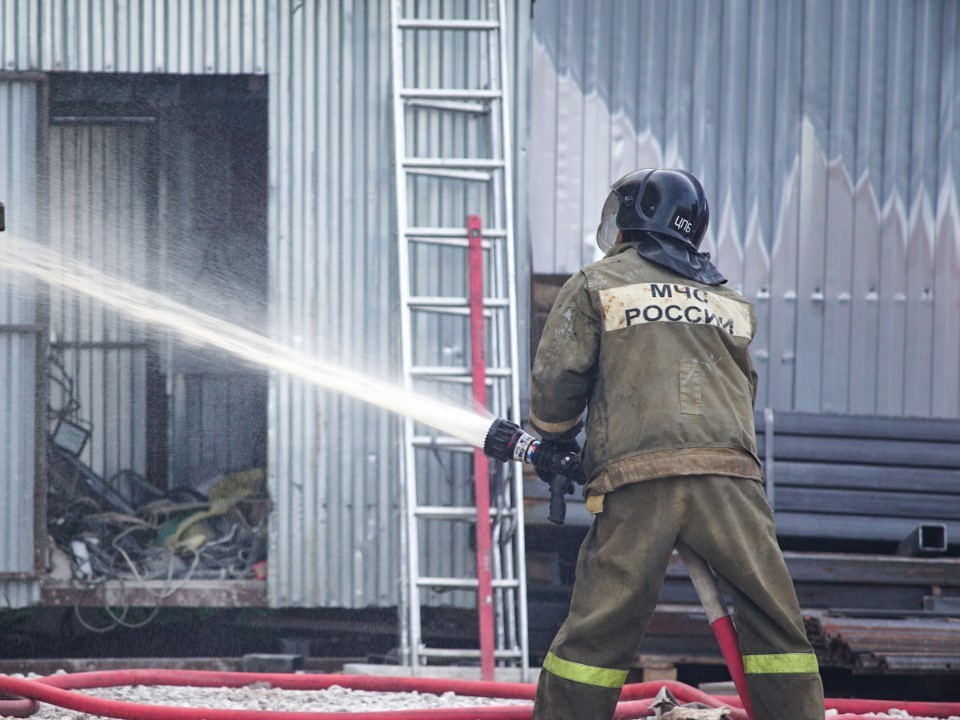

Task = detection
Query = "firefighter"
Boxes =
[529,169,824,720]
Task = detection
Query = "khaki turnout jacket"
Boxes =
[529,242,762,496]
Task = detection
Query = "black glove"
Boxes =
[532,438,584,525]
[533,437,585,485]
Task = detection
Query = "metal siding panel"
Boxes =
[507,0,532,417]
[741,0,778,408]
[368,0,392,604]
[714,0,750,291]
[578,6,611,274]
[203,0,216,73]
[932,3,960,418]
[0,336,35,576]
[820,1,860,413]
[0,0,267,73]
[765,0,803,411]
[903,1,942,417]
[848,0,887,415]
[793,3,830,412]
[530,0,958,420]
[690,0,722,260]
[0,80,38,601]
[269,0,318,608]
[876,1,914,416]
[128,0,142,73]
[266,0,530,608]
[553,67,585,271]
[48,123,150,483]
[529,23,559,271]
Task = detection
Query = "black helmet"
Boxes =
[596,168,710,252]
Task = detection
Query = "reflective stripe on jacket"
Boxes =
[529,242,762,493]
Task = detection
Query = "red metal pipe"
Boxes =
[467,213,495,682]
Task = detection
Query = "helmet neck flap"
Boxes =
[597,168,726,285]
[624,231,726,286]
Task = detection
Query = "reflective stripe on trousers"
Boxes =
[542,651,629,689]
[743,652,820,675]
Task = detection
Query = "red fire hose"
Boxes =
[0,669,538,720]
[675,541,756,720]
[0,672,742,719]
[2,669,960,720]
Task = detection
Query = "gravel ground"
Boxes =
[7,676,960,720]
[7,676,531,719]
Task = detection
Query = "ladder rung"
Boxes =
[406,99,489,114]
[401,88,501,101]
[415,506,481,520]
[397,19,500,31]
[408,296,510,309]
[415,375,479,385]
[410,366,469,378]
[411,365,513,378]
[415,506,518,520]
[407,168,492,181]
[404,158,505,170]
[411,436,474,452]
[408,235,494,249]
[418,648,524,660]
[410,306,470,317]
[418,577,521,589]
[407,226,507,239]
[413,505,517,521]
[402,158,504,183]
[408,226,507,239]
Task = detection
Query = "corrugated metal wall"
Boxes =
[265,0,399,608]
[47,121,153,484]
[0,0,267,74]
[265,0,530,608]
[530,0,960,419]
[0,0,530,609]
[0,78,41,608]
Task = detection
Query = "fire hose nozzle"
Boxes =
[483,417,583,525]
[483,417,582,476]
[483,417,537,464]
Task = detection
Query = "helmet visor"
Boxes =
[596,191,621,252]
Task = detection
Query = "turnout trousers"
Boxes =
[533,475,824,720]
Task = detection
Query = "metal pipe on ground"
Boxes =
[897,523,948,556]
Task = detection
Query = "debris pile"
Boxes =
[47,446,269,624]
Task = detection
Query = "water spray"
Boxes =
[0,235,577,489]
[0,234,494,446]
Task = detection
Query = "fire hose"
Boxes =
[3,670,960,719]
[479,419,960,719]
[4,421,958,718]
[0,671,718,719]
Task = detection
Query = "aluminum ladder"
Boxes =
[389,0,528,680]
